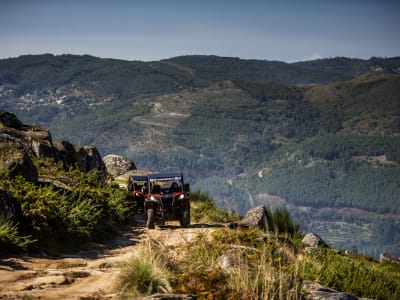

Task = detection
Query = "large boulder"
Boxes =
[23,125,57,159]
[82,145,106,173]
[302,281,371,300]
[0,110,106,179]
[103,154,136,177]
[302,233,329,248]
[0,110,23,130]
[53,141,106,173]
[53,140,78,167]
[0,129,38,182]
[239,205,274,232]
[380,252,400,265]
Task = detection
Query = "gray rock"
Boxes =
[0,110,106,181]
[81,145,106,173]
[23,125,57,159]
[302,232,328,248]
[239,205,274,231]
[0,110,23,130]
[103,154,136,177]
[0,129,38,182]
[380,252,400,265]
[53,141,106,174]
[302,281,362,300]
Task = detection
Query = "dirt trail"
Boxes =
[0,222,205,300]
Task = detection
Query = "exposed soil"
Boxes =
[0,221,205,300]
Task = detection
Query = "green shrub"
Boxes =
[302,248,400,300]
[269,207,301,236]
[0,162,131,252]
[0,220,35,254]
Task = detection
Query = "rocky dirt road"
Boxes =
[0,222,203,300]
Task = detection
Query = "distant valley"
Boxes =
[1,54,400,256]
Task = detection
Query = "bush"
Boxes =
[302,248,400,300]
[0,162,131,252]
[0,220,35,254]
[269,207,301,236]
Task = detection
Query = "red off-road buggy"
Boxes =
[128,173,190,229]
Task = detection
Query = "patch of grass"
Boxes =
[173,228,300,299]
[119,239,172,297]
[301,248,400,300]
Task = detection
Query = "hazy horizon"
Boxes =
[1,0,399,63]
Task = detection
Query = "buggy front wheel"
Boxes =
[179,205,190,228]
[146,208,155,229]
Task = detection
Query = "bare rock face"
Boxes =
[239,205,274,232]
[103,154,136,177]
[302,233,328,248]
[380,252,400,265]
[53,141,106,173]
[0,110,107,181]
[0,128,38,182]
[302,281,371,300]
[0,110,23,130]
[82,145,107,173]
[23,126,57,159]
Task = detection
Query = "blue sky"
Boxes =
[0,0,399,62]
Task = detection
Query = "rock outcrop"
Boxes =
[380,252,400,265]
[302,232,329,248]
[53,141,106,173]
[0,110,23,130]
[0,110,106,181]
[0,128,38,182]
[103,154,136,177]
[239,205,274,232]
[302,281,372,300]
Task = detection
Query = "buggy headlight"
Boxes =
[179,194,185,199]
[150,195,156,201]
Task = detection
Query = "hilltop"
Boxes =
[1,54,400,256]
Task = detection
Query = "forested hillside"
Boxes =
[1,54,400,256]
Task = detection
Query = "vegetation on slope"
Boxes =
[119,192,400,300]
[0,159,130,254]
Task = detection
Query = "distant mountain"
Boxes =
[294,56,400,77]
[1,54,400,256]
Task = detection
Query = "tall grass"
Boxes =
[119,238,172,297]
